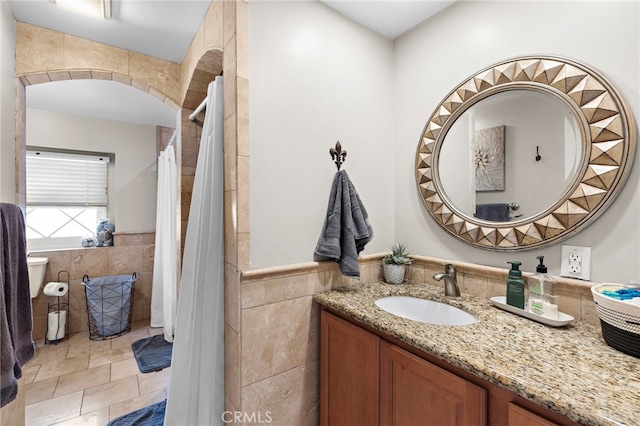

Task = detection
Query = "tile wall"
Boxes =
[29,232,155,341]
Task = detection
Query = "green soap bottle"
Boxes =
[506,261,525,309]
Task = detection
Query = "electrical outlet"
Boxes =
[561,245,591,280]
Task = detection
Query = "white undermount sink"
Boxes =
[375,296,477,326]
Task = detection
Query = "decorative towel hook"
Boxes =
[535,146,542,161]
[330,141,347,170]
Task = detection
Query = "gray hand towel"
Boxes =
[0,203,35,408]
[475,203,510,222]
[315,170,373,279]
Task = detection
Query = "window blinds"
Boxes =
[26,150,109,206]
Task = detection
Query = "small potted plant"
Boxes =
[382,243,412,284]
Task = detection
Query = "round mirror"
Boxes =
[416,56,636,251]
[439,90,582,222]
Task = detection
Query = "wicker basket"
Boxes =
[591,284,640,358]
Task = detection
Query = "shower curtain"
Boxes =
[151,134,178,342]
[165,76,224,425]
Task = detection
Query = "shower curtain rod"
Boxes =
[188,98,207,121]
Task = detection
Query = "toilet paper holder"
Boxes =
[45,270,70,345]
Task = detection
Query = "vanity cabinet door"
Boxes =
[508,403,558,426]
[380,341,487,426]
[321,310,380,426]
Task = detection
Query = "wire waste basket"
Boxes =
[83,273,137,340]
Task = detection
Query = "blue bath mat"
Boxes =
[107,399,166,426]
[132,334,173,373]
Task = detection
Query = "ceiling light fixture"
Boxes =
[51,0,112,20]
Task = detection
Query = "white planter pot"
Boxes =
[383,263,406,285]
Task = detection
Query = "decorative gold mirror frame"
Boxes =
[415,55,636,251]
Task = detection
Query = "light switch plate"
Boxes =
[560,245,591,280]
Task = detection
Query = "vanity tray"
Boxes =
[490,296,574,327]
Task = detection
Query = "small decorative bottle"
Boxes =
[528,256,558,320]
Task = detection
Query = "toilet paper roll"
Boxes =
[43,281,69,297]
[47,310,66,341]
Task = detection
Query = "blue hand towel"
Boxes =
[0,203,35,408]
[315,170,373,279]
[475,203,510,222]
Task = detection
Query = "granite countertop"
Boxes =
[313,283,640,426]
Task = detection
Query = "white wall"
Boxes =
[26,108,158,233]
[0,0,15,202]
[394,1,640,282]
[249,1,395,268]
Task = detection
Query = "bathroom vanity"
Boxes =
[314,283,639,426]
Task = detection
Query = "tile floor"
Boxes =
[22,321,170,426]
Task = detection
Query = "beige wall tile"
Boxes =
[238,232,250,271]
[462,273,488,298]
[265,277,287,304]
[286,274,307,300]
[112,73,132,85]
[224,191,238,267]
[69,70,92,80]
[237,77,249,156]
[582,295,600,327]
[306,271,328,295]
[557,290,581,321]
[16,23,64,74]
[225,263,240,333]
[242,281,265,309]
[108,246,143,275]
[69,249,110,280]
[406,263,425,285]
[225,324,241,410]
[223,0,236,48]
[241,297,311,386]
[242,361,319,426]
[224,114,238,192]
[237,155,249,234]
[129,52,181,104]
[204,0,224,51]
[223,41,237,120]
[235,0,249,79]
[47,70,71,81]
[63,35,128,75]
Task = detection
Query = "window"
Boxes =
[26,149,111,250]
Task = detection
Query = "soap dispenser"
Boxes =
[506,261,525,309]
[528,256,558,320]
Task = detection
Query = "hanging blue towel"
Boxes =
[315,170,373,279]
[475,203,510,222]
[0,203,35,408]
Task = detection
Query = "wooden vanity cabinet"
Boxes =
[321,310,485,426]
[507,403,557,426]
[321,310,380,426]
[380,341,486,425]
[321,309,577,426]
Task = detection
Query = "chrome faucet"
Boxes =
[433,264,461,297]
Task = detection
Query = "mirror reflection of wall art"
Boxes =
[474,125,505,191]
